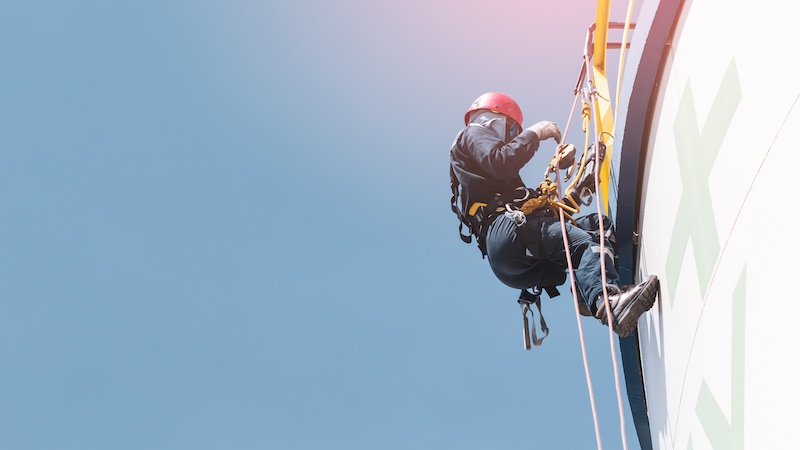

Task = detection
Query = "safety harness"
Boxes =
[450,135,608,348]
[519,287,548,349]
[450,179,533,254]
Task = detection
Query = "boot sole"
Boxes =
[614,276,659,337]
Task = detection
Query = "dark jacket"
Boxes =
[449,124,541,234]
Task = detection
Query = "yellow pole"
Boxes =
[592,0,614,215]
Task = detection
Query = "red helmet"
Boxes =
[464,92,523,127]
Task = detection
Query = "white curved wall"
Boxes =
[634,0,800,448]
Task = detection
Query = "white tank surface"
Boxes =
[615,0,800,448]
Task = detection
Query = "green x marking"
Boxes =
[694,267,746,448]
[665,59,741,306]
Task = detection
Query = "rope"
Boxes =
[519,11,637,444]
[607,3,636,447]
[537,35,634,447]
[570,45,630,450]
[615,0,636,114]
[581,24,629,448]
[562,101,595,212]
[518,179,579,220]
[552,78,604,450]
[590,86,630,450]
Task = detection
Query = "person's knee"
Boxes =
[570,242,590,267]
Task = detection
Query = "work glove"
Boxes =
[527,121,562,143]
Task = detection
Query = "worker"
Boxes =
[449,92,658,337]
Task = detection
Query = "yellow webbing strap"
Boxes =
[467,202,487,216]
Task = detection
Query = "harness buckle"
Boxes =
[512,186,531,202]
[504,205,527,227]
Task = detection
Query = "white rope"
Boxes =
[609,2,637,447]
[556,81,604,450]
[583,11,632,444]
[550,22,638,443]
[590,92,630,450]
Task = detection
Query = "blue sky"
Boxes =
[1,1,644,448]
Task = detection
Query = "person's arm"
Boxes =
[461,126,541,180]
[461,121,562,181]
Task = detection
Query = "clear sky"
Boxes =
[1,1,645,449]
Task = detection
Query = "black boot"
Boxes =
[594,275,659,337]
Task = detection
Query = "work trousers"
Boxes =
[485,212,619,309]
